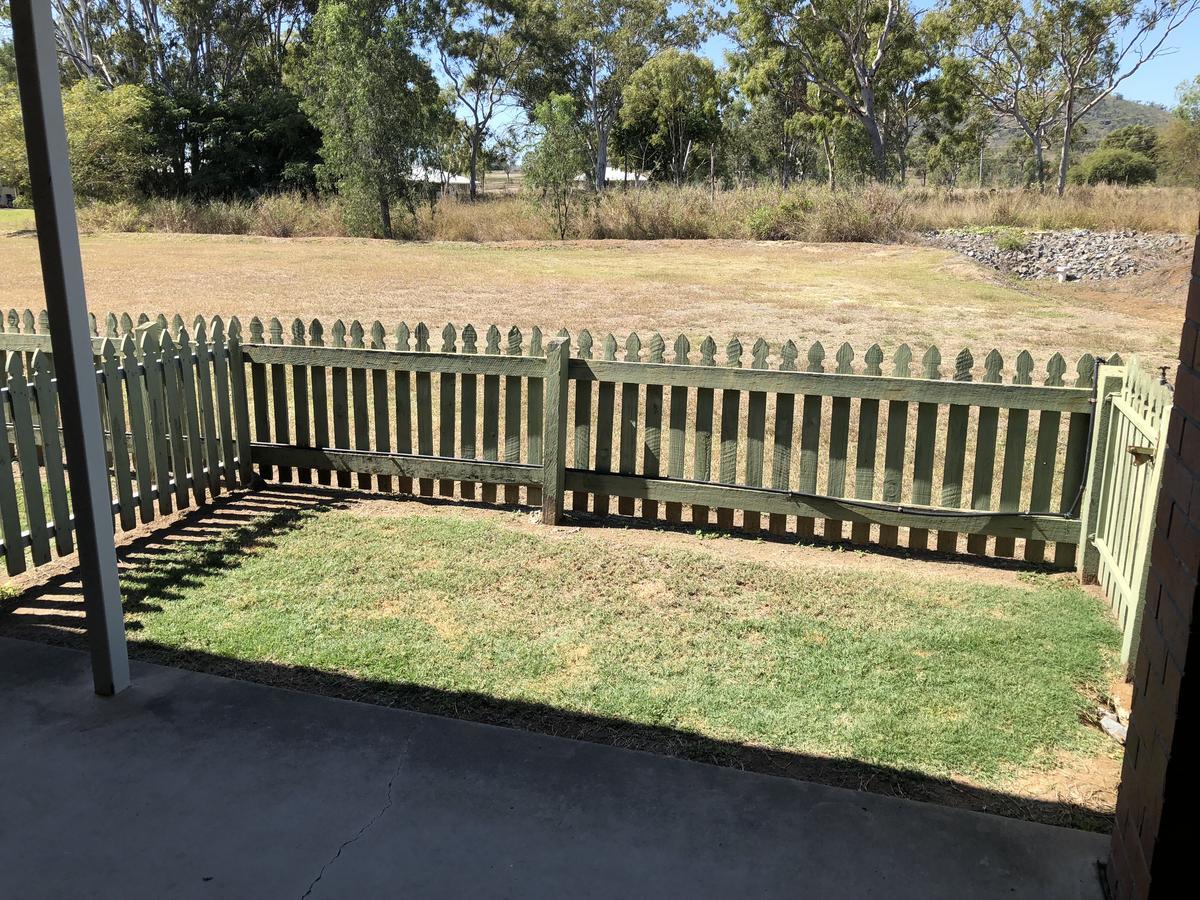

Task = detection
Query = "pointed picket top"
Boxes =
[780,339,799,371]
[136,312,150,327]
[105,313,118,337]
[1045,352,1067,387]
[648,333,665,363]
[834,342,854,375]
[120,333,138,361]
[23,309,35,332]
[892,344,912,377]
[724,336,742,368]
[100,338,118,367]
[193,314,204,335]
[506,325,522,355]
[249,317,264,343]
[349,319,365,349]
[1013,350,1034,385]
[177,327,194,362]
[673,334,690,364]
[578,329,594,359]
[864,344,884,376]
[625,332,642,362]
[462,324,478,353]
[603,333,618,361]
[228,317,242,342]
[983,349,1003,384]
[286,318,302,346]
[139,327,159,358]
[37,310,49,332]
[195,318,209,346]
[171,313,185,336]
[1075,353,1095,388]
[441,322,457,353]
[921,346,941,380]
[6,349,23,378]
[0,310,6,333]
[485,324,500,354]
[393,322,409,351]
[370,320,385,349]
[1108,352,1123,366]
[6,309,18,330]
[88,312,98,335]
[530,326,544,357]
[265,317,282,345]
[119,311,134,334]
[211,316,225,343]
[155,313,168,331]
[331,319,347,348]
[807,341,825,373]
[751,337,769,370]
[412,324,432,352]
[699,336,716,366]
[298,318,319,347]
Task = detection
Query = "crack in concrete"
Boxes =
[300,747,409,899]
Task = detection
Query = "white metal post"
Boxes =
[10,0,130,695]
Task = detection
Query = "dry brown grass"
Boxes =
[0,230,1186,371]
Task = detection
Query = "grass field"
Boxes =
[2,489,1122,828]
[0,230,1187,371]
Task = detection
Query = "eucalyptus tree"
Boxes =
[554,0,696,188]
[734,0,931,181]
[431,0,532,199]
[1039,0,1200,195]
[298,0,442,238]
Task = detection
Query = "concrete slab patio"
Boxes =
[0,636,1106,899]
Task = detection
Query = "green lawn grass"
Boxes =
[0,209,35,233]
[119,502,1119,786]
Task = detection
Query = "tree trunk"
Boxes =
[823,133,836,191]
[469,128,479,201]
[595,122,609,190]
[379,192,393,240]
[860,87,887,180]
[1056,99,1075,197]
[1032,137,1046,193]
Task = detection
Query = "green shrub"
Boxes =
[1073,148,1158,186]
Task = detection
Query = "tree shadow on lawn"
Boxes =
[0,483,1113,834]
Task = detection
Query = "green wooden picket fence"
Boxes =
[0,307,1169,669]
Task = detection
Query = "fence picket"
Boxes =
[99,341,135,532]
[743,338,769,533]
[350,321,371,491]
[265,319,290,486]
[0,369,24,575]
[572,330,595,512]
[9,354,51,564]
[691,337,716,527]
[32,351,73,553]
[480,325,500,503]
[228,319,254,488]
[331,320,351,489]
[851,344,883,544]
[618,333,641,517]
[527,327,544,508]
[1054,355,1095,567]
[142,332,174,514]
[994,351,1034,558]
[937,349,974,553]
[966,350,1004,555]
[159,331,191,509]
[503,326,523,504]
[309,320,331,487]
[440,323,458,497]
[878,345,911,547]
[371,322,392,493]
[769,340,799,536]
[210,318,238,491]
[194,321,222,495]
[121,336,157,520]
[594,334,618,517]
[249,317,271,481]
[716,338,743,530]
[909,347,942,550]
[642,333,665,522]
[797,343,825,539]
[665,335,689,523]
[290,319,312,485]
[460,325,478,500]
[394,323,413,495]
[176,328,208,505]
[1026,354,1067,563]
[825,343,855,540]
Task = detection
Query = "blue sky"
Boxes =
[700,13,1200,109]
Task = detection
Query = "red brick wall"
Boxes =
[1107,225,1199,899]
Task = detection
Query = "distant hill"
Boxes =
[989,94,1173,150]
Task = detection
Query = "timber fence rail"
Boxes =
[1,306,1168,664]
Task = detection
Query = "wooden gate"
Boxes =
[1079,357,1172,673]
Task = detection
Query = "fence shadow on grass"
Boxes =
[0,484,1114,835]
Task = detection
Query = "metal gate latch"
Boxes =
[1127,445,1156,466]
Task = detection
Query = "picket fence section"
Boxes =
[0,313,251,575]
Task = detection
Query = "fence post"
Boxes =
[1077,364,1124,584]
[541,337,569,525]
